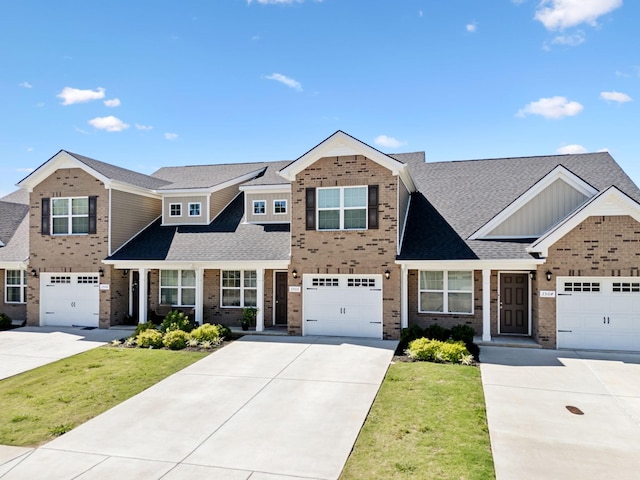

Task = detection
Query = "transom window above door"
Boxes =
[317,186,367,230]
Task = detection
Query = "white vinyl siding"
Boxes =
[245,192,291,223]
[419,270,473,314]
[169,203,182,217]
[274,199,287,215]
[253,200,266,215]
[188,202,201,217]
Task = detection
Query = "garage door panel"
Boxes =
[557,277,640,352]
[303,275,382,339]
[41,274,100,327]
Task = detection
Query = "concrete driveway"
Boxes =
[0,326,129,380]
[0,335,397,480]
[481,346,640,480]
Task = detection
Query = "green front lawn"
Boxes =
[340,361,495,480]
[0,347,208,446]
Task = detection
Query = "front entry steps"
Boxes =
[475,335,542,349]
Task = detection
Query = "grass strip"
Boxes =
[0,347,208,446]
[340,361,495,480]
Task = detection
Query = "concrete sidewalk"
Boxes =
[481,346,640,480]
[0,326,130,380]
[0,336,397,480]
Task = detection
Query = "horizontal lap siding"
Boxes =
[111,190,161,252]
[210,184,242,222]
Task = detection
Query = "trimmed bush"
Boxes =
[159,310,193,333]
[216,324,232,341]
[451,324,475,344]
[162,330,190,350]
[0,313,12,330]
[191,324,221,343]
[423,324,450,342]
[133,321,157,337]
[136,329,163,349]
[406,338,471,364]
[398,324,424,352]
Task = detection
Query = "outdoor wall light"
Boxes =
[99,268,105,277]
[122,269,129,276]
[530,271,536,281]
[30,268,38,278]
[292,269,298,279]
[384,269,391,280]
[546,270,552,282]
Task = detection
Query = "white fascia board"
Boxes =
[0,261,27,270]
[18,151,111,192]
[469,165,598,240]
[278,131,407,182]
[109,181,161,199]
[239,183,291,193]
[102,260,290,270]
[528,186,640,257]
[160,189,212,197]
[396,258,544,271]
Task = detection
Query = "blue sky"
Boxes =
[1,0,637,196]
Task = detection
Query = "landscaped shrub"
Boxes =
[159,310,194,333]
[423,324,450,342]
[406,338,471,364]
[216,324,232,340]
[136,329,164,348]
[398,324,425,352]
[162,330,190,350]
[0,313,12,330]
[450,324,475,344]
[133,321,157,337]
[190,324,222,343]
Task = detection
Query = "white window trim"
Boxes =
[418,270,474,315]
[169,203,182,217]
[253,200,266,216]
[317,186,367,231]
[188,202,202,217]
[159,270,196,306]
[5,270,26,304]
[273,199,288,215]
[221,270,257,308]
[51,196,89,236]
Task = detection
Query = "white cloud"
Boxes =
[135,123,153,131]
[600,91,633,103]
[164,132,179,140]
[26,147,33,152]
[104,98,121,107]
[551,31,585,46]
[57,87,105,105]
[374,135,407,149]
[88,116,129,132]
[557,144,587,154]
[419,10,423,17]
[265,73,302,91]
[535,0,622,30]
[466,22,477,32]
[19,82,32,89]
[516,96,584,119]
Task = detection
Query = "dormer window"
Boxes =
[170,203,182,217]
[188,202,201,217]
[274,199,287,215]
[253,200,266,215]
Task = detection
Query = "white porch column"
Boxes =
[482,269,492,342]
[138,268,148,324]
[400,264,408,329]
[256,268,265,332]
[195,267,204,325]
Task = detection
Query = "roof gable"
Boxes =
[469,165,598,240]
[528,186,640,257]
[278,131,416,192]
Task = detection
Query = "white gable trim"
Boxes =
[469,165,598,240]
[17,150,112,192]
[278,131,416,192]
[528,186,640,257]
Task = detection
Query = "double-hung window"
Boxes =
[221,270,257,307]
[317,186,367,230]
[419,271,473,314]
[5,270,26,303]
[51,197,89,234]
[160,270,196,306]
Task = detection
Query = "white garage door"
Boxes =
[557,277,640,351]
[41,273,100,327]
[303,274,383,338]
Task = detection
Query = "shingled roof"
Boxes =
[0,191,29,263]
[152,163,270,190]
[108,193,290,262]
[399,152,640,260]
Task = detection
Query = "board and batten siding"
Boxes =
[488,179,589,237]
[245,192,291,223]
[162,195,208,225]
[111,190,162,253]
[210,183,241,222]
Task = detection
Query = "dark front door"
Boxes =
[500,273,529,334]
[275,271,288,326]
